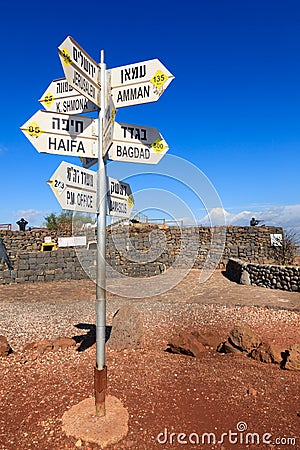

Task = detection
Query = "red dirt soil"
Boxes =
[0,271,299,450]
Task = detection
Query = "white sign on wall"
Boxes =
[270,234,283,247]
[58,236,87,247]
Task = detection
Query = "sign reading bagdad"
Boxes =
[108,121,169,164]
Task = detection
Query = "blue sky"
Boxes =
[1,0,300,230]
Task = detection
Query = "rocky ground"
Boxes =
[0,270,299,450]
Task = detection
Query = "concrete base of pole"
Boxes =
[62,396,129,448]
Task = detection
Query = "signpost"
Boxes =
[109,58,174,108]
[47,161,133,217]
[107,177,134,218]
[39,78,98,114]
[20,36,174,419]
[58,36,101,107]
[47,161,97,213]
[108,121,169,164]
[20,110,98,158]
[103,93,116,157]
[80,157,98,169]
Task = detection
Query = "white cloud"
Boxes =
[13,209,50,228]
[197,207,229,226]
[197,204,300,229]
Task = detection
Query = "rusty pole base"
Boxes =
[94,366,107,417]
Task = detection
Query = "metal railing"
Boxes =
[0,224,12,230]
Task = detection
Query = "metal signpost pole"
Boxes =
[94,49,107,417]
[22,35,174,421]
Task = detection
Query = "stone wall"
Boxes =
[0,229,69,262]
[0,225,287,284]
[226,258,300,292]
[0,248,166,285]
[106,224,284,271]
[0,249,86,284]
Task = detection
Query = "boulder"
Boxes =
[108,305,144,351]
[0,335,13,357]
[23,337,76,355]
[52,337,77,351]
[240,270,251,285]
[216,340,242,354]
[167,332,206,358]
[228,326,261,353]
[284,344,300,371]
[23,339,54,355]
[250,342,283,364]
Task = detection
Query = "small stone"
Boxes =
[0,335,13,357]
[247,387,257,397]
[23,339,54,355]
[52,337,76,351]
[75,439,82,447]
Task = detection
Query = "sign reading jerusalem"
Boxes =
[58,36,101,107]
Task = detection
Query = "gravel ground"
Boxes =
[1,270,299,352]
[0,270,299,449]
